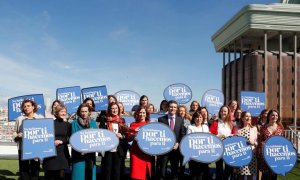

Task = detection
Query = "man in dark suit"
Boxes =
[158,100,186,180]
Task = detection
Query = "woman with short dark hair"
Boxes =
[71,103,97,180]
[187,111,210,180]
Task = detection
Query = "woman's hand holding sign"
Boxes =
[173,142,179,150]
[116,133,123,139]
[54,140,63,146]
[17,132,23,138]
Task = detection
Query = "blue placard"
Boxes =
[240,91,266,117]
[22,119,56,160]
[223,136,253,167]
[122,116,135,127]
[70,129,119,156]
[8,94,45,121]
[201,89,224,115]
[263,136,297,176]
[57,86,81,114]
[135,123,176,155]
[180,133,224,165]
[114,90,140,112]
[149,113,166,123]
[163,83,192,104]
[81,86,108,111]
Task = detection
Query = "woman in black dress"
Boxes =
[43,104,70,180]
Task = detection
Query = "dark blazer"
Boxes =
[158,115,186,143]
[158,115,186,178]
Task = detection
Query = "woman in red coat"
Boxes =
[128,106,152,180]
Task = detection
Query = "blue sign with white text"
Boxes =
[8,94,45,121]
[57,86,81,114]
[263,136,297,176]
[201,89,224,115]
[163,83,192,104]
[81,86,108,111]
[70,129,119,156]
[223,136,253,167]
[22,119,56,160]
[180,133,224,165]
[241,91,266,117]
[149,113,166,123]
[136,123,176,155]
[122,116,135,127]
[115,90,140,112]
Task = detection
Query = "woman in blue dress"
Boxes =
[71,103,98,180]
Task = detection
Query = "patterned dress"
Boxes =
[237,127,256,175]
[259,125,284,174]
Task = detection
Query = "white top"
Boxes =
[110,123,119,152]
[187,124,209,134]
[217,119,232,138]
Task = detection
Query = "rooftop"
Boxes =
[211,3,300,52]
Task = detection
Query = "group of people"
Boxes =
[13,96,284,180]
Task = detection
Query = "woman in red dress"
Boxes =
[128,106,152,180]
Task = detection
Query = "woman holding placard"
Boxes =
[43,104,70,180]
[71,103,97,180]
[187,111,210,180]
[210,105,234,180]
[259,109,284,180]
[99,102,128,180]
[237,111,258,180]
[13,99,44,180]
[127,106,152,180]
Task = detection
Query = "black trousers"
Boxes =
[189,160,209,180]
[45,170,65,180]
[101,151,122,180]
[215,159,233,180]
[262,173,277,180]
[159,149,181,179]
[18,150,40,180]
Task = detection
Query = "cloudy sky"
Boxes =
[0,0,278,109]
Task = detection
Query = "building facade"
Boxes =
[212,3,300,126]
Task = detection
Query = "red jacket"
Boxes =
[209,119,234,136]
